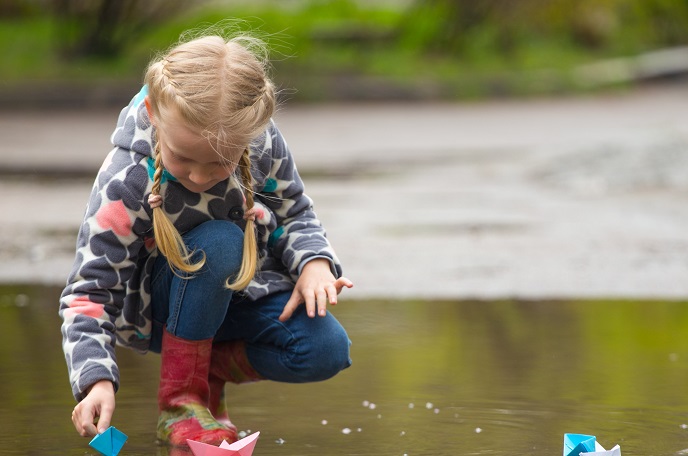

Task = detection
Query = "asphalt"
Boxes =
[2,84,688,300]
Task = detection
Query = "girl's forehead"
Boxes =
[159,111,243,162]
[157,108,201,141]
[161,119,207,152]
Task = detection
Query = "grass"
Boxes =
[0,18,56,80]
[0,1,683,101]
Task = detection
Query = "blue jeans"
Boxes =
[149,220,352,383]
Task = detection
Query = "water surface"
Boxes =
[1,286,687,455]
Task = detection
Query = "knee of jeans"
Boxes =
[291,323,352,382]
[187,220,244,278]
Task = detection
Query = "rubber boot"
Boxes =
[208,340,264,426]
[157,329,238,447]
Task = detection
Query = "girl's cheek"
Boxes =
[165,163,186,179]
[217,167,234,181]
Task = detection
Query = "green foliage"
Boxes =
[0,18,54,79]
[2,0,688,100]
[0,17,132,82]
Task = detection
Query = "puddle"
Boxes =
[1,286,687,455]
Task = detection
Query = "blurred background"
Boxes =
[2,0,688,105]
[2,1,688,455]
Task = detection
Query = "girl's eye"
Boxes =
[170,151,189,162]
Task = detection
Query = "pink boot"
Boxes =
[208,340,263,427]
[157,330,238,447]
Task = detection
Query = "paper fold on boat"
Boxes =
[188,431,260,456]
[88,426,128,456]
[564,433,621,456]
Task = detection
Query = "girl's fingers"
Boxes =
[317,289,328,316]
[96,404,113,434]
[73,405,97,437]
[279,291,304,322]
[304,291,316,318]
[334,277,354,294]
[327,283,339,304]
[281,277,353,322]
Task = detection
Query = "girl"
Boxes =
[60,31,353,448]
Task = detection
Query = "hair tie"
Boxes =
[148,193,163,209]
[243,207,260,222]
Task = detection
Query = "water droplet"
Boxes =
[475,427,482,433]
[362,400,370,407]
[377,414,382,419]
[275,438,285,444]
[321,419,328,425]
[400,431,406,436]
[434,408,440,414]
[238,431,247,438]
[357,428,362,432]
[408,403,414,409]
[425,402,433,409]
[342,428,352,435]
[369,403,377,410]
[15,294,29,307]
[681,423,688,429]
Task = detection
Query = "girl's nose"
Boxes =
[188,168,213,186]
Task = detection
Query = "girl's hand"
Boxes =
[71,380,116,437]
[279,258,353,322]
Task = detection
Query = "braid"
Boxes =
[151,146,164,196]
[150,143,204,273]
[143,33,277,285]
[159,59,184,105]
[160,59,176,88]
[240,149,255,211]
[225,148,258,290]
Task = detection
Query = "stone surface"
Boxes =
[2,85,687,300]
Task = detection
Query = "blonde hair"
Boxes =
[145,33,276,290]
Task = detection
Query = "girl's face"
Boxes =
[146,98,243,193]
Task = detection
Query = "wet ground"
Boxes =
[1,85,688,455]
[1,286,688,455]
[1,84,688,298]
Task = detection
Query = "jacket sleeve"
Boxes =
[255,122,343,281]
[59,156,149,401]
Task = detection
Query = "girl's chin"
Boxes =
[180,181,218,193]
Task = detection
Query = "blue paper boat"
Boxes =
[89,426,128,456]
[564,434,596,456]
[564,433,621,456]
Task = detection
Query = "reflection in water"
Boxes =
[1,286,687,455]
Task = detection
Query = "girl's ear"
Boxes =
[144,96,156,127]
